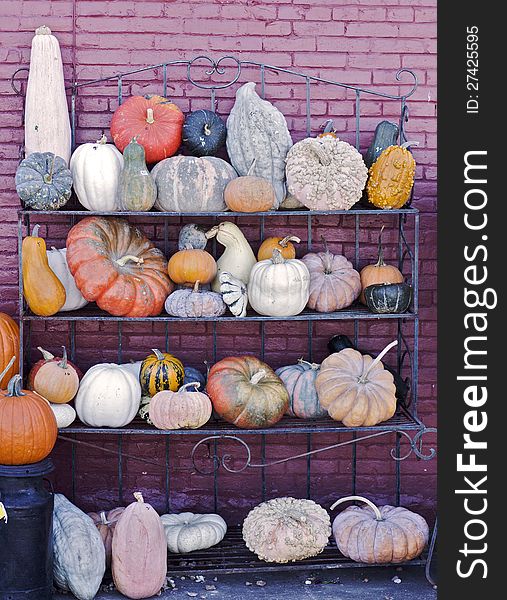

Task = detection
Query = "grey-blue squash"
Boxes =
[15,152,72,210]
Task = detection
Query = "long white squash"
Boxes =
[25,26,71,164]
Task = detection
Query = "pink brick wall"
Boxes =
[0,0,437,523]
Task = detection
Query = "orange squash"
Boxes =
[22,225,66,316]
[0,313,19,388]
[257,235,300,262]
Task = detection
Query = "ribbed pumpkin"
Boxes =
[116,138,157,211]
[0,371,58,465]
[149,382,212,430]
[257,235,300,262]
[168,247,217,287]
[206,356,289,429]
[315,340,398,427]
[15,152,72,210]
[364,282,412,314]
[66,217,172,317]
[112,492,167,600]
[224,159,276,213]
[275,359,326,419]
[165,281,226,318]
[366,142,417,209]
[182,109,227,157]
[27,346,80,404]
[22,225,66,316]
[46,247,88,311]
[140,349,184,396]
[110,95,184,164]
[0,313,19,389]
[87,507,126,568]
[161,513,227,553]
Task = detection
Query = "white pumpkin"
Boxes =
[25,26,71,164]
[206,222,256,293]
[119,360,142,380]
[70,135,124,211]
[46,247,88,312]
[51,402,76,428]
[75,363,141,428]
[161,513,227,554]
[248,249,310,317]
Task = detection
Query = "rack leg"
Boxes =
[425,517,438,588]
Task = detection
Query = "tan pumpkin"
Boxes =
[27,346,80,404]
[224,159,276,212]
[359,227,403,303]
[112,492,167,600]
[87,507,126,568]
[315,340,398,427]
[257,235,300,262]
[167,247,217,287]
[149,382,212,430]
[331,495,429,563]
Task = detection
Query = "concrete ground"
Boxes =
[54,566,437,599]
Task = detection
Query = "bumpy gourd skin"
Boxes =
[366,145,416,209]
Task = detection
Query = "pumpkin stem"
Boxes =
[330,495,384,521]
[44,154,57,185]
[37,347,55,361]
[271,248,285,264]
[203,123,212,136]
[359,340,398,383]
[151,349,165,361]
[320,236,334,274]
[97,134,108,145]
[401,140,419,150]
[58,346,68,369]
[375,226,386,267]
[321,119,335,134]
[115,255,144,267]
[297,358,320,370]
[205,225,218,240]
[0,356,16,385]
[250,369,267,385]
[31,224,41,238]
[247,158,257,177]
[146,108,155,124]
[192,280,201,293]
[279,235,301,248]
[309,142,331,166]
[133,492,144,503]
[179,381,201,392]
[99,511,109,525]
[35,25,52,35]
[6,374,25,398]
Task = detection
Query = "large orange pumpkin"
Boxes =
[0,313,19,389]
[110,95,184,164]
[0,372,58,465]
[66,217,173,317]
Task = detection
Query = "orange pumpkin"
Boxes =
[0,313,19,389]
[27,346,80,404]
[257,235,301,262]
[224,160,276,213]
[168,248,217,287]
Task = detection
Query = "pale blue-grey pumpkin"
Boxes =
[15,152,72,210]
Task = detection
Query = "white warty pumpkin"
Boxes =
[161,513,227,553]
[46,247,88,312]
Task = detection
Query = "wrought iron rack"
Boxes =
[13,56,436,585]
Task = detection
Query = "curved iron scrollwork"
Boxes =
[10,67,29,95]
[395,68,418,100]
[391,428,437,461]
[187,55,242,90]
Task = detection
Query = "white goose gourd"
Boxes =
[46,247,88,312]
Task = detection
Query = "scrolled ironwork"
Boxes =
[10,67,29,95]
[390,427,437,461]
[191,435,252,475]
[395,68,418,99]
[187,55,242,90]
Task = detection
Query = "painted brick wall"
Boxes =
[0,0,437,523]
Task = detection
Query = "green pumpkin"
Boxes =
[117,138,157,211]
[364,282,412,314]
[15,152,72,210]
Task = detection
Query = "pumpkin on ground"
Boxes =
[359,227,404,304]
[66,217,172,317]
[257,235,300,262]
[75,363,141,428]
[302,243,361,312]
[248,249,310,317]
[53,494,106,600]
[364,120,400,168]
[151,155,236,212]
[0,369,58,465]
[0,313,19,389]
[70,135,124,212]
[224,159,277,212]
[165,281,226,318]
[23,225,66,316]
[182,109,227,157]
[206,356,289,429]
[226,82,293,208]
[168,247,217,287]
[219,271,248,317]
[50,402,76,429]
[24,26,71,164]
[364,282,412,314]
[149,382,212,430]
[315,340,398,427]
[116,138,157,211]
[161,513,227,553]
[286,136,368,210]
[366,142,417,209]
[140,349,184,396]
[110,94,184,164]
[87,507,126,568]
[331,495,429,564]
[207,222,257,292]
[243,497,331,563]
[27,346,80,404]
[47,247,88,311]
[15,152,72,210]
[275,359,326,419]
[112,492,167,600]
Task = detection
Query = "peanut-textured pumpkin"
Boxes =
[224,159,276,212]
[302,244,361,312]
[53,494,106,600]
[116,138,157,211]
[331,495,429,564]
[257,235,300,262]
[66,217,172,317]
[112,492,167,600]
[168,247,217,287]
[359,227,404,304]
[366,142,416,209]
[165,281,226,318]
[87,507,126,568]
[275,359,326,419]
[286,136,368,210]
[46,247,88,311]
[149,382,212,430]
[0,313,19,389]
[206,356,289,429]
[110,94,184,164]
[23,224,66,316]
[15,152,72,210]
[140,349,185,396]
[243,497,331,563]
[0,371,58,465]
[27,346,80,404]
[161,513,227,553]
[315,341,398,427]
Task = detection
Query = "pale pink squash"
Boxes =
[149,383,212,430]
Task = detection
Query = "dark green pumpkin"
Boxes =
[182,110,226,157]
[182,366,207,391]
[116,138,157,211]
[364,282,412,314]
[15,152,72,210]
[364,120,399,168]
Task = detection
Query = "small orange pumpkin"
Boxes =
[0,313,19,389]
[27,346,80,404]
[168,247,217,287]
[224,159,276,213]
[257,235,300,262]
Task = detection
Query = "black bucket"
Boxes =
[0,459,54,600]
